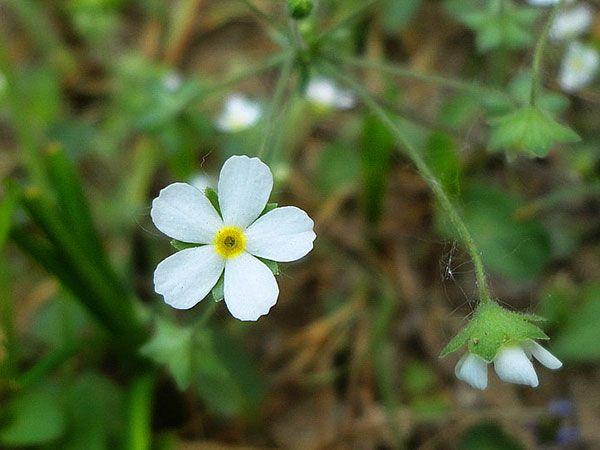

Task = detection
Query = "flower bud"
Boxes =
[288,0,313,20]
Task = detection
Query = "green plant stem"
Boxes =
[238,0,289,38]
[258,54,295,159]
[335,54,511,101]
[124,372,156,450]
[530,0,565,106]
[313,0,383,45]
[325,63,492,304]
[202,51,291,98]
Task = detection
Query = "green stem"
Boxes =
[335,54,511,101]
[313,0,383,45]
[325,63,492,304]
[238,0,289,39]
[530,0,565,106]
[124,372,156,450]
[258,54,295,159]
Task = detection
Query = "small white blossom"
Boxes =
[455,340,562,390]
[528,0,572,6]
[151,155,316,321]
[559,42,599,92]
[550,4,593,41]
[188,173,215,192]
[163,72,183,92]
[216,94,261,132]
[305,77,356,111]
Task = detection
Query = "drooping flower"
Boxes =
[216,94,262,132]
[151,155,316,321]
[305,77,356,111]
[559,42,599,91]
[455,340,562,390]
[550,4,593,41]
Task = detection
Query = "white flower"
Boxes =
[151,155,316,321]
[455,340,562,390]
[305,77,356,111]
[216,94,262,132]
[559,42,599,92]
[528,0,571,6]
[188,173,215,192]
[550,4,593,41]
[163,72,183,92]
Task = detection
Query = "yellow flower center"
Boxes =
[214,226,246,259]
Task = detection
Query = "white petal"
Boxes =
[245,206,316,262]
[223,252,278,321]
[217,155,273,228]
[455,353,488,390]
[493,347,539,387]
[151,183,223,243]
[154,246,224,310]
[525,340,563,370]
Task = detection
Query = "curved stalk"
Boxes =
[324,62,492,304]
[530,0,565,106]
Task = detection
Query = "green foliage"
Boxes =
[459,422,524,450]
[381,0,421,33]
[450,0,538,53]
[0,385,66,446]
[440,301,548,362]
[489,106,580,159]
[141,318,265,417]
[439,184,551,281]
[316,142,361,196]
[552,284,600,362]
[424,132,460,197]
[361,114,395,224]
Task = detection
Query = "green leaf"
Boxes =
[459,1,538,53]
[552,284,600,362]
[0,385,66,446]
[459,422,524,450]
[316,142,361,196]
[193,328,265,418]
[489,106,580,159]
[424,132,460,197]
[361,114,395,224]
[439,321,473,357]
[0,190,16,250]
[140,318,195,390]
[451,184,552,281]
[61,373,123,450]
[381,0,421,33]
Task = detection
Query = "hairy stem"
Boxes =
[530,0,565,106]
[325,63,492,303]
[334,54,512,102]
[258,54,295,159]
[313,0,383,45]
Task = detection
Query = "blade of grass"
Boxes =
[124,372,156,450]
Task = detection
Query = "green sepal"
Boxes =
[212,274,224,302]
[258,257,279,275]
[204,187,221,216]
[489,106,580,159]
[170,240,200,251]
[440,301,549,362]
[260,202,278,217]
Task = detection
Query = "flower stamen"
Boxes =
[214,226,246,259]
